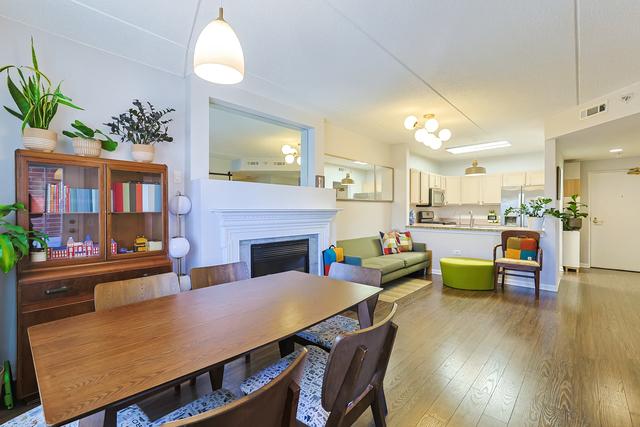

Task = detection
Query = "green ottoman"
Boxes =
[440,257,495,291]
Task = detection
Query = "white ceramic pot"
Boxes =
[131,144,155,162]
[30,251,47,263]
[527,216,545,230]
[22,128,57,152]
[72,137,102,157]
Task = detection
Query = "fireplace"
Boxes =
[250,239,310,278]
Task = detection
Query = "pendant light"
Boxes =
[341,173,355,186]
[465,160,486,176]
[193,6,245,84]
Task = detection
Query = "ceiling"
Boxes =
[557,112,640,161]
[3,0,640,162]
[210,105,302,159]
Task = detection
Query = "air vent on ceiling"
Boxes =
[580,101,608,120]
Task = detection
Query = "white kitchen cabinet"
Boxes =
[445,176,461,205]
[502,172,526,187]
[526,170,545,186]
[409,169,420,204]
[429,173,444,190]
[460,176,482,204]
[419,172,430,204]
[482,174,502,204]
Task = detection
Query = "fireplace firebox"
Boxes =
[250,239,310,278]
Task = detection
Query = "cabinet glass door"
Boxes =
[26,161,103,266]
[107,167,166,258]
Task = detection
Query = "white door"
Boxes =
[590,171,640,272]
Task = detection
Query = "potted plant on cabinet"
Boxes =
[62,120,118,157]
[1,38,82,152]
[0,203,49,273]
[105,100,175,163]
[547,194,588,271]
[504,197,552,230]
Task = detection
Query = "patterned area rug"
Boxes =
[379,277,432,303]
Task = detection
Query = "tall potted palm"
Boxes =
[1,38,82,152]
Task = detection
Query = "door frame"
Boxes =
[587,168,632,269]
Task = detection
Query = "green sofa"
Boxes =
[336,236,431,284]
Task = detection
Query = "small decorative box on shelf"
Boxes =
[14,149,171,399]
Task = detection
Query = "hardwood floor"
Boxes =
[2,268,639,426]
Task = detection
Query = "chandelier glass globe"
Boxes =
[430,136,443,150]
[404,115,418,130]
[425,118,439,133]
[284,154,295,164]
[438,128,452,142]
[415,128,429,143]
[281,144,293,155]
[296,156,301,165]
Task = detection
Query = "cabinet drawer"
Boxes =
[20,277,95,306]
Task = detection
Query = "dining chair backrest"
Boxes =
[321,303,398,416]
[328,263,382,320]
[94,272,180,311]
[164,348,307,427]
[190,261,250,290]
[499,230,541,257]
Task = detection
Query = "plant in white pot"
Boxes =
[547,194,588,271]
[1,38,82,152]
[62,120,118,157]
[504,197,552,230]
[105,100,175,163]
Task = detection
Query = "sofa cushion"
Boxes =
[362,256,405,274]
[379,231,400,255]
[396,231,414,252]
[336,236,382,260]
[385,251,428,267]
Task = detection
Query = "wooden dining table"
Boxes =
[28,270,382,426]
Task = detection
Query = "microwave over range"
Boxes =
[417,188,445,207]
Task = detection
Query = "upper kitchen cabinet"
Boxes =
[502,172,526,187]
[460,176,482,204]
[419,172,430,204]
[525,170,545,186]
[445,176,461,205]
[409,169,421,204]
[429,173,444,190]
[481,174,502,204]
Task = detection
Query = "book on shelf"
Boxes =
[43,183,99,214]
[110,182,162,213]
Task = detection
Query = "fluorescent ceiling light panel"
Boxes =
[609,148,623,153]
[446,140,511,155]
[353,161,368,165]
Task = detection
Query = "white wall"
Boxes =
[438,152,545,176]
[0,19,187,370]
[325,123,394,239]
[408,152,441,173]
[578,156,640,265]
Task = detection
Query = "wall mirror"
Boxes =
[209,103,306,186]
[323,154,393,202]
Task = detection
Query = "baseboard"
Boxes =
[580,262,590,268]
[431,270,558,292]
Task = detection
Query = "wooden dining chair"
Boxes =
[493,230,543,298]
[293,263,382,351]
[153,348,307,427]
[241,303,399,427]
[190,261,250,290]
[94,272,180,311]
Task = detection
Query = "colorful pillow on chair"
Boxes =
[396,231,413,252]
[379,231,399,255]
[506,237,538,261]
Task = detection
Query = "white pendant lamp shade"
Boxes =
[169,237,191,259]
[404,115,418,130]
[169,194,192,215]
[438,128,452,142]
[425,118,439,133]
[415,128,428,143]
[194,7,244,85]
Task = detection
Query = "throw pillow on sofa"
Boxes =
[379,231,399,255]
[396,231,413,252]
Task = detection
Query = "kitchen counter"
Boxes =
[407,224,535,233]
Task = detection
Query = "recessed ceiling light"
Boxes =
[353,161,368,165]
[609,148,623,153]
[446,141,511,155]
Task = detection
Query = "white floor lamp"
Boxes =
[169,192,192,291]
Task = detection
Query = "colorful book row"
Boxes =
[111,182,162,213]
[40,184,99,213]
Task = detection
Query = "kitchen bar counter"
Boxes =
[407,224,534,233]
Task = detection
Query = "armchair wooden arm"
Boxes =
[537,247,543,269]
[493,244,503,261]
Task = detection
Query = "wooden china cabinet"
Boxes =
[14,150,172,400]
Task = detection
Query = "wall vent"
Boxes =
[580,101,608,120]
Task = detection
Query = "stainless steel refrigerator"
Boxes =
[500,185,546,227]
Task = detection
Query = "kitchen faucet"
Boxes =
[469,210,474,228]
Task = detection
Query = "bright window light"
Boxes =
[446,141,511,155]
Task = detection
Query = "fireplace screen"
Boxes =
[250,239,310,278]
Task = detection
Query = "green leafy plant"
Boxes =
[546,194,588,231]
[63,120,118,151]
[505,197,552,218]
[1,38,82,131]
[105,100,175,145]
[0,203,48,273]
